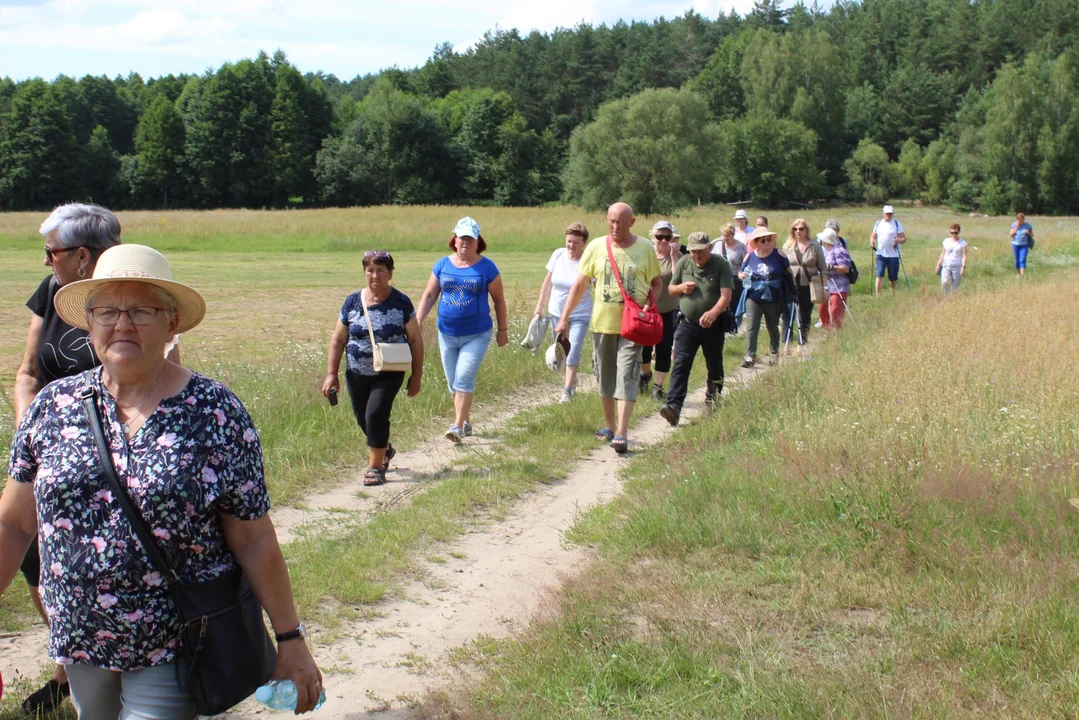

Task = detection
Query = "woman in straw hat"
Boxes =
[0,245,322,716]
[738,226,796,368]
[12,203,174,713]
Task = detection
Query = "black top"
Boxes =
[26,275,99,385]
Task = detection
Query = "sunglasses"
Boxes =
[364,250,391,259]
[654,234,672,242]
[794,226,807,231]
[758,237,775,243]
[950,231,960,235]
[45,244,85,261]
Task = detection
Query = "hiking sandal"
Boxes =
[610,435,629,454]
[594,428,615,441]
[382,444,396,471]
[363,468,387,487]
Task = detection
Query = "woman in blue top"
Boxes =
[1009,212,1034,277]
[417,217,509,443]
[737,226,796,368]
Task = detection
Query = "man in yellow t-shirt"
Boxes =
[556,201,661,454]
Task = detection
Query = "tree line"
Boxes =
[2,0,1078,214]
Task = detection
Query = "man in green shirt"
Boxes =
[661,231,734,426]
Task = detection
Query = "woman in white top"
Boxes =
[935,222,968,293]
[534,222,593,403]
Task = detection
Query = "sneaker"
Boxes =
[741,354,755,368]
[651,385,666,401]
[659,403,680,426]
[462,421,473,437]
[794,345,804,357]
[768,353,779,367]
[445,425,462,443]
[704,392,718,412]
[814,320,823,328]
[638,372,653,393]
[560,387,576,404]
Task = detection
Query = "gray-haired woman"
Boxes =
[11,203,136,713]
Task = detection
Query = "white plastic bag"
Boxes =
[519,315,549,355]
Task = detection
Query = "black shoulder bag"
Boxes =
[80,386,275,714]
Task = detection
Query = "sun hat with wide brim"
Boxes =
[54,244,207,333]
[748,226,777,242]
[817,228,838,246]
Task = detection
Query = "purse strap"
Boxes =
[605,237,655,308]
[359,289,379,351]
[80,385,179,582]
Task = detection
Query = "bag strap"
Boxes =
[79,385,178,582]
[605,237,655,308]
[359,290,379,350]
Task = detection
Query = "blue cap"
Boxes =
[454,216,480,238]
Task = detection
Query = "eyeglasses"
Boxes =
[89,306,166,326]
[364,250,391,259]
[45,245,85,261]
[654,235,672,242]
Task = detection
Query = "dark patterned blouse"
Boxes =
[8,367,269,671]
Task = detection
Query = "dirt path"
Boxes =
[224,361,765,718]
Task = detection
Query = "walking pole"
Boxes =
[896,244,911,290]
[783,299,797,354]
[828,275,856,326]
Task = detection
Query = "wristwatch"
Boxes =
[275,623,307,643]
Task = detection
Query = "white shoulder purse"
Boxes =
[361,291,413,373]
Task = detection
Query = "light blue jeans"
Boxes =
[548,314,590,368]
[66,662,196,719]
[438,328,492,393]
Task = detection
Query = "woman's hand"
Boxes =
[273,640,323,714]
[407,373,422,397]
[496,328,509,347]
[321,374,339,398]
[738,271,749,281]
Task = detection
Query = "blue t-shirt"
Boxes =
[1011,221,1033,247]
[339,287,416,376]
[433,255,500,337]
[743,251,789,304]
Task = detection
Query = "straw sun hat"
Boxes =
[54,244,207,333]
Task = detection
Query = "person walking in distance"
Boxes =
[732,209,751,244]
[870,204,906,296]
[556,202,661,455]
[661,232,734,426]
[1009,212,1034,277]
[935,223,968,293]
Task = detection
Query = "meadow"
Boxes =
[1,204,1077,717]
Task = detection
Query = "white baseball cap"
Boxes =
[454,216,481,238]
[734,209,748,220]
[882,205,894,215]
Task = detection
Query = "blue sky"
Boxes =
[0,0,764,82]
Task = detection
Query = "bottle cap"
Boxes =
[255,685,274,703]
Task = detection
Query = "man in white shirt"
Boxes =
[869,204,907,296]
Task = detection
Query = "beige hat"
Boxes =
[54,244,207,333]
[817,228,838,246]
[685,231,711,251]
[748,226,777,241]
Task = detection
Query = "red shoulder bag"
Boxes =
[606,238,663,346]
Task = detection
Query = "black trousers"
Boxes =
[781,284,813,345]
[641,309,677,373]
[345,370,405,449]
[667,318,726,410]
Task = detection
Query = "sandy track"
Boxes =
[223,361,763,718]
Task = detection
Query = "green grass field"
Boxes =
[1,204,1077,718]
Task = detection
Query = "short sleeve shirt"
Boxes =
[8,368,270,671]
[744,251,789,304]
[433,256,500,337]
[941,237,967,268]
[874,218,904,258]
[545,248,592,320]
[1011,222,1033,247]
[339,288,416,376]
[712,240,747,271]
[27,276,99,384]
[672,255,734,323]
[577,235,661,335]
[655,254,679,314]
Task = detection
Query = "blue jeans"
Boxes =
[875,255,900,281]
[1013,244,1029,269]
[67,662,196,719]
[438,328,492,393]
[548,314,589,368]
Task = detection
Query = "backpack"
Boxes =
[838,237,859,285]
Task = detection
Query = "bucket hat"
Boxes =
[54,244,207,333]
[817,228,838,246]
[545,333,571,373]
[734,209,748,220]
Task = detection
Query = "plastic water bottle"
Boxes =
[254,680,326,711]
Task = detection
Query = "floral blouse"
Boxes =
[8,368,270,672]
